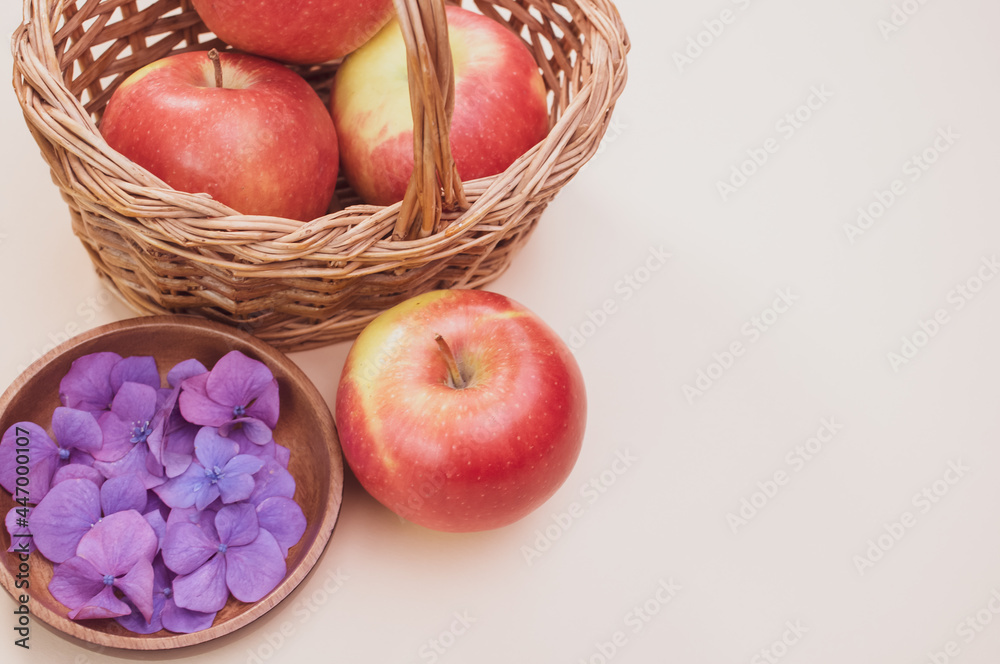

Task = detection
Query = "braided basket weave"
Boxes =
[12,0,629,351]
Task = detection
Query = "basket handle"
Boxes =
[391,0,469,240]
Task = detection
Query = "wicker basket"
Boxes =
[12,0,629,351]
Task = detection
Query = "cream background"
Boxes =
[2,1,1000,663]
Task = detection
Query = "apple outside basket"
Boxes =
[11,0,630,351]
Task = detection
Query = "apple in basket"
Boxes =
[331,5,550,206]
[190,0,396,64]
[100,49,339,221]
[335,289,587,532]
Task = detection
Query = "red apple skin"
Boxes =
[191,0,395,64]
[335,289,586,532]
[100,50,339,221]
[331,5,550,206]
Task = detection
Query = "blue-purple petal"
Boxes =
[225,529,286,603]
[115,556,156,623]
[76,510,158,576]
[31,478,101,563]
[100,474,148,515]
[172,554,229,613]
[162,522,217,575]
[161,599,217,633]
[256,497,306,558]
[109,355,160,393]
[58,352,122,414]
[205,351,275,412]
[168,359,208,389]
[5,507,36,554]
[0,421,57,499]
[178,373,232,427]
[51,407,103,454]
[193,427,239,470]
[214,503,258,548]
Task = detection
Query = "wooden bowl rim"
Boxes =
[0,315,344,650]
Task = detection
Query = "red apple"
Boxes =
[100,49,339,221]
[190,0,396,64]
[330,5,550,206]
[335,289,586,532]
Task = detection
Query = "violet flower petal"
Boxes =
[168,359,208,389]
[144,508,167,553]
[249,457,296,505]
[109,356,160,394]
[100,474,148,515]
[115,557,156,623]
[0,422,57,500]
[172,554,229,613]
[116,595,164,635]
[76,510,158,577]
[59,352,122,414]
[93,442,165,490]
[52,463,103,487]
[215,503,258,548]
[217,473,256,505]
[161,422,197,479]
[31,478,101,563]
[49,556,104,610]
[204,351,275,414]
[51,407,103,455]
[154,463,212,510]
[162,522,218,575]
[255,497,306,558]
[70,585,132,621]
[244,378,280,430]
[193,427,239,470]
[161,598,217,634]
[94,382,159,463]
[225,529,286,603]
[178,373,232,427]
[220,416,273,445]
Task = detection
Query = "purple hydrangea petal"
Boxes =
[0,422,57,499]
[116,596,164,635]
[178,374,233,427]
[161,421,197,479]
[245,378,280,430]
[109,355,160,394]
[51,407,103,455]
[49,556,104,611]
[249,457,296,505]
[205,351,275,413]
[52,463,103,487]
[58,352,122,414]
[93,382,159,464]
[5,507,36,554]
[168,359,208,389]
[69,585,133,621]
[274,444,291,468]
[154,463,211,510]
[172,554,229,613]
[217,473,256,505]
[161,599,217,634]
[115,557,156,623]
[225,529,286,603]
[255,497,306,558]
[215,503,258,548]
[76,510,158,577]
[162,522,218,575]
[31,478,101,563]
[223,454,264,478]
[144,508,167,552]
[93,442,165,490]
[166,506,219,535]
[193,427,239,470]
[220,417,273,445]
[100,474,148,515]
[194,482,221,511]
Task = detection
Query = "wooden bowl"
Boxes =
[0,316,343,650]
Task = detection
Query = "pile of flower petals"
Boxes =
[1,350,306,634]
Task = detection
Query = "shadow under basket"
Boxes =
[12,0,630,351]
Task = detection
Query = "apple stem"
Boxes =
[208,48,223,88]
[434,334,467,389]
